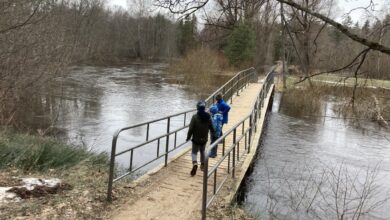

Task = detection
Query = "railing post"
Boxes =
[222,138,225,156]
[213,169,217,194]
[228,152,230,173]
[107,134,118,202]
[254,111,258,133]
[165,117,170,167]
[248,115,253,153]
[174,132,177,148]
[157,138,160,157]
[245,132,247,150]
[129,149,134,171]
[146,123,149,141]
[230,80,233,104]
[232,128,236,178]
[202,157,209,220]
[236,76,239,96]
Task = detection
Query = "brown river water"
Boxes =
[22,64,228,169]
[242,92,390,220]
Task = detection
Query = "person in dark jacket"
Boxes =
[215,94,231,126]
[186,101,216,176]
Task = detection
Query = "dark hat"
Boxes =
[197,101,206,111]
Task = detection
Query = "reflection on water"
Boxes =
[52,64,199,152]
[243,92,390,219]
[14,64,230,170]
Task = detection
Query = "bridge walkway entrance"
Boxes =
[112,82,263,220]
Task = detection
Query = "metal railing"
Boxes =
[107,67,258,201]
[201,67,275,219]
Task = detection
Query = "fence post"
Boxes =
[165,117,170,167]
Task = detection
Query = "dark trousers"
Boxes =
[191,143,205,164]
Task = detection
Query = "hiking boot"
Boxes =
[200,163,204,171]
[190,164,198,176]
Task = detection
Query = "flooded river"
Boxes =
[20,64,229,168]
[12,64,390,217]
[48,64,198,151]
[243,92,390,219]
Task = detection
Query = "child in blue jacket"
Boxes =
[209,105,223,158]
[216,94,230,125]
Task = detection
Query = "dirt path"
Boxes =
[111,83,262,220]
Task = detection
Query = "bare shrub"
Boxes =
[257,161,390,220]
[276,74,390,127]
[279,82,324,117]
[168,47,222,97]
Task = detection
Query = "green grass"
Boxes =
[0,128,108,171]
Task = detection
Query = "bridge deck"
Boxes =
[112,82,263,220]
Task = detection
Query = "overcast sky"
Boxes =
[108,0,389,22]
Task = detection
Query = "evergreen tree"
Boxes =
[176,15,197,55]
[225,22,255,67]
[342,15,353,28]
[362,20,370,37]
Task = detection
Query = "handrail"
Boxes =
[201,66,275,219]
[107,67,258,201]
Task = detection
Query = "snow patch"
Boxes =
[0,178,62,204]
[0,187,20,204]
[22,178,62,190]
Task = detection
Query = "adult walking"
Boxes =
[186,101,215,176]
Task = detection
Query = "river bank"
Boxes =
[0,128,135,219]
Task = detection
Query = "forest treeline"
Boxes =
[0,0,193,126]
[197,0,390,80]
[1,0,390,127]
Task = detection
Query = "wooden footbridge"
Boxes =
[107,67,275,219]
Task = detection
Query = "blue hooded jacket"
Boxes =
[210,105,223,138]
[216,99,230,124]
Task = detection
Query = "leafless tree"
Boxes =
[0,0,179,128]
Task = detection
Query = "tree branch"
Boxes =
[0,2,41,34]
[294,48,371,84]
[275,0,390,56]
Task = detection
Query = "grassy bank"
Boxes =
[279,74,390,90]
[311,74,390,90]
[0,128,131,219]
[274,75,390,127]
[0,129,107,171]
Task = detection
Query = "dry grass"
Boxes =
[0,129,135,219]
[0,164,134,219]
